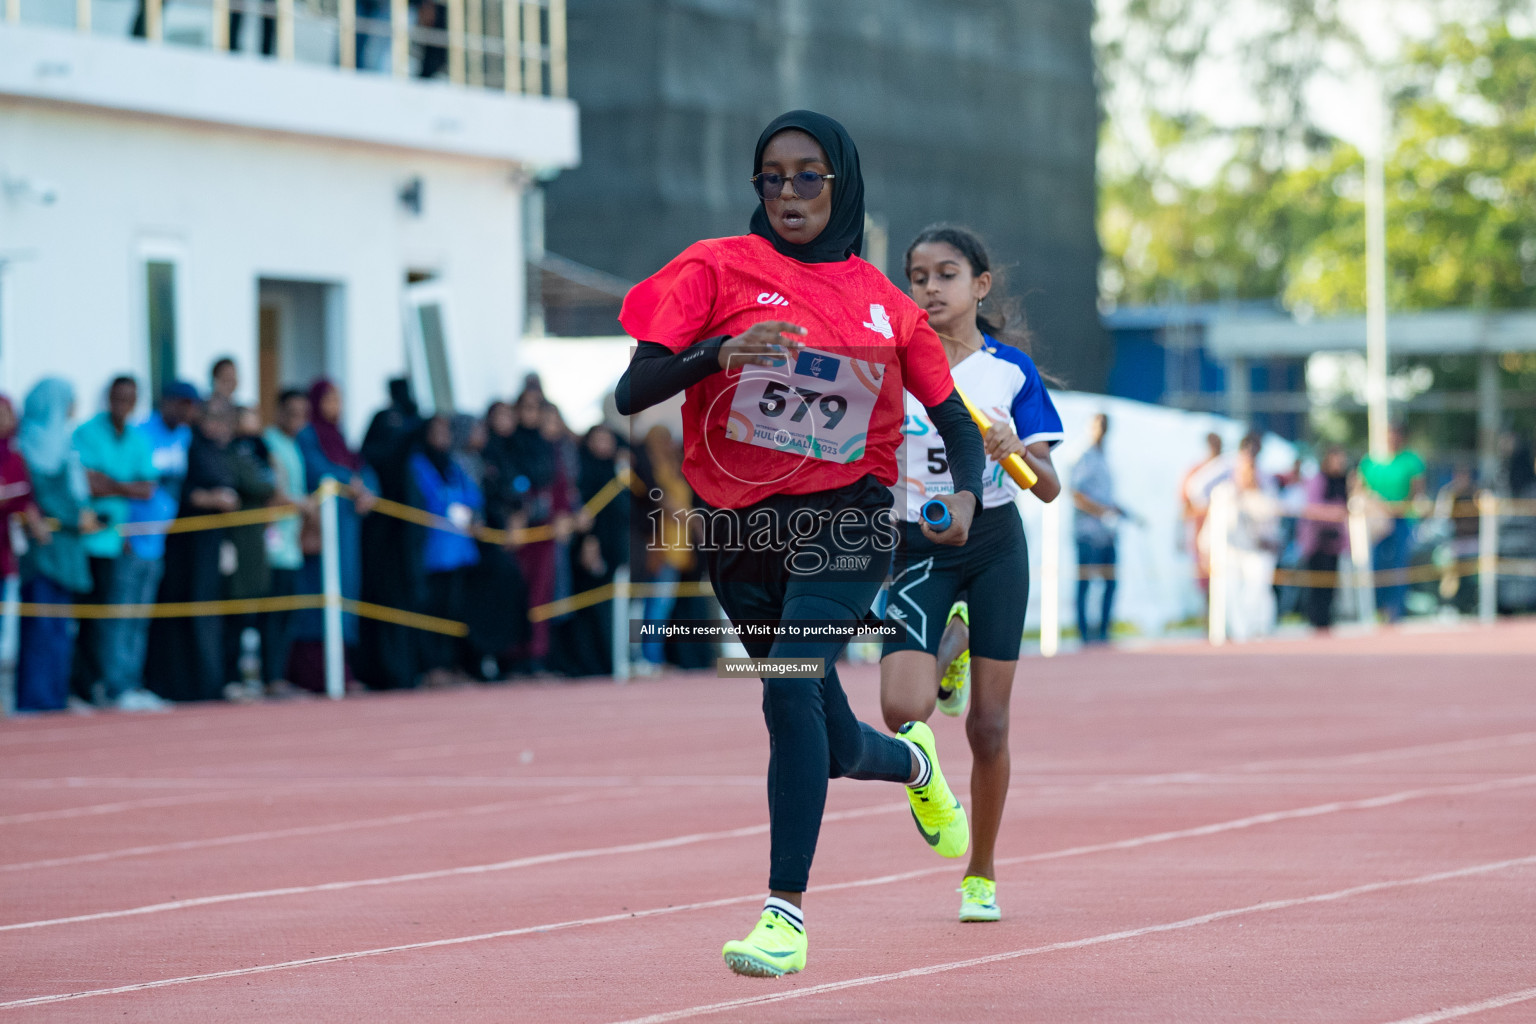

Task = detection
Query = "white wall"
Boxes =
[1,99,529,437]
[1018,392,1298,638]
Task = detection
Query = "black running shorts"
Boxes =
[881,502,1030,661]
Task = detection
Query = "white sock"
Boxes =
[764,896,804,933]
[900,737,931,789]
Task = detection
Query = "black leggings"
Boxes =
[703,476,914,893]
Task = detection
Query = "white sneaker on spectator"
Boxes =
[66,695,97,716]
[116,688,172,713]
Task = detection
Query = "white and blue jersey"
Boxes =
[896,337,1063,520]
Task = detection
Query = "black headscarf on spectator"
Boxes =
[748,110,865,264]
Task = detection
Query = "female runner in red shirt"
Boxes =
[616,110,987,978]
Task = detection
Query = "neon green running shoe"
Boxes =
[936,601,970,718]
[721,909,807,977]
[959,875,1001,922]
[899,720,969,859]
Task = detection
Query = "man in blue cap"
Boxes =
[141,381,200,501]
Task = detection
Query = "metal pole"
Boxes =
[502,0,520,92]
[447,0,464,83]
[1348,495,1377,627]
[1478,490,1498,624]
[1476,351,1502,486]
[547,0,565,97]
[465,0,482,86]
[520,0,538,94]
[611,564,631,683]
[1207,485,1230,646]
[277,0,294,60]
[1364,85,1390,461]
[391,0,408,77]
[1039,493,1061,658]
[337,0,355,68]
[320,479,346,700]
[211,0,228,48]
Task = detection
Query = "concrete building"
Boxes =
[0,1,576,435]
[545,0,1108,390]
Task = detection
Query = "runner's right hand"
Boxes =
[718,321,806,370]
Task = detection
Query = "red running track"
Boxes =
[3,621,1535,1022]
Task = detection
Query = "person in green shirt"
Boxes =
[1358,423,1427,622]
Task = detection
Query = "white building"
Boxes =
[0,0,577,434]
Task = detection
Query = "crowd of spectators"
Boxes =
[3,360,674,716]
[1181,422,1536,640]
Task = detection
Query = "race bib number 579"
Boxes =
[725,346,885,464]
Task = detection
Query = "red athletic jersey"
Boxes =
[620,234,954,509]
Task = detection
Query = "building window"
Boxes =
[404,280,455,415]
[145,260,179,400]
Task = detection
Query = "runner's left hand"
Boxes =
[920,491,975,547]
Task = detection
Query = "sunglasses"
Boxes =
[750,170,835,201]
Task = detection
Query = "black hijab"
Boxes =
[748,110,865,264]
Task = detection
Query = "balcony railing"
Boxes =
[2,0,566,96]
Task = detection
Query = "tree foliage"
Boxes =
[1099,16,1536,315]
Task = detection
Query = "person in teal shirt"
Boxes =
[71,376,169,710]
[1358,423,1427,622]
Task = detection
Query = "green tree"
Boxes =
[1098,19,1536,316]
[1287,23,1536,314]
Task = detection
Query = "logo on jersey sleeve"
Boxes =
[863,304,893,339]
[756,292,790,307]
[794,350,840,382]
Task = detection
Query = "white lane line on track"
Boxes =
[6,852,1533,1013]
[17,727,1536,794]
[0,803,897,933]
[1231,731,1536,773]
[8,774,767,791]
[1379,986,1536,1024]
[0,792,607,873]
[790,773,1536,899]
[606,856,1536,1024]
[4,770,1533,938]
[0,792,235,826]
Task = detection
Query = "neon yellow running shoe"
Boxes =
[959,875,1000,922]
[721,909,807,977]
[899,720,969,859]
[936,601,970,718]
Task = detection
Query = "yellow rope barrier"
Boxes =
[343,599,468,637]
[116,503,302,536]
[365,468,635,546]
[18,463,1536,636]
[525,579,715,623]
[16,594,324,619]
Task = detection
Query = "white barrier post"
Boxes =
[1478,491,1498,624]
[1347,496,1376,627]
[319,479,345,700]
[1207,486,1230,646]
[1039,495,1061,658]
[611,564,631,683]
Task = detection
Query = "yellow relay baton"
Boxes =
[953,385,1039,489]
